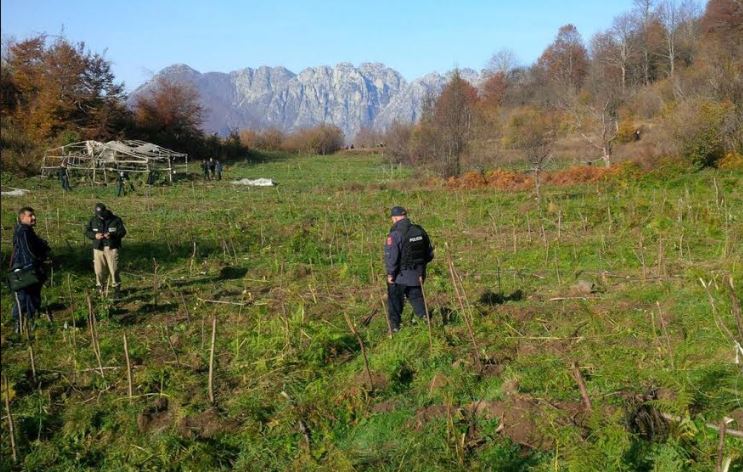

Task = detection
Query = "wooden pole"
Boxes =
[419,276,434,354]
[446,244,481,370]
[380,295,393,338]
[208,315,217,404]
[28,344,37,385]
[716,418,731,472]
[3,376,18,463]
[87,294,105,378]
[344,313,374,391]
[571,361,593,413]
[123,333,133,400]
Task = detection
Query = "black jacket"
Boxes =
[12,224,50,270]
[384,218,434,286]
[85,212,127,250]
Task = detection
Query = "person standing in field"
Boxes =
[384,206,434,332]
[58,162,72,191]
[215,159,223,180]
[116,171,131,197]
[10,207,51,333]
[208,157,216,180]
[201,159,210,180]
[84,203,127,298]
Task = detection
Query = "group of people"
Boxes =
[9,201,432,335]
[9,204,126,333]
[201,158,223,181]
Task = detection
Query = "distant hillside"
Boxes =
[128,63,481,139]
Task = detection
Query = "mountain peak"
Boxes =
[131,63,480,139]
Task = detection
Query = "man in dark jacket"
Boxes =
[384,206,434,332]
[84,203,127,297]
[116,171,132,197]
[58,162,72,191]
[11,207,51,332]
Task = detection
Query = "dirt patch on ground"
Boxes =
[371,399,399,414]
[343,371,389,398]
[410,393,587,449]
[177,407,238,439]
[137,397,171,433]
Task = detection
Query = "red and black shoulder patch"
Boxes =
[386,235,393,246]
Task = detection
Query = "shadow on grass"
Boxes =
[52,240,225,277]
[478,289,525,306]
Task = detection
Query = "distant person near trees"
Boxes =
[208,157,216,179]
[116,171,132,196]
[215,159,223,180]
[201,159,210,180]
[9,207,51,333]
[57,161,71,191]
[384,206,434,333]
[85,203,127,298]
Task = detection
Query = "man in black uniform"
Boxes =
[10,207,51,333]
[116,171,131,197]
[384,206,434,332]
[84,203,127,298]
[58,162,72,191]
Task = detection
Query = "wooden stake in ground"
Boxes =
[123,333,133,400]
[716,417,733,472]
[419,275,434,354]
[571,361,593,413]
[726,277,743,343]
[344,313,374,391]
[28,344,37,385]
[208,315,217,404]
[445,243,482,370]
[380,294,393,338]
[3,376,18,463]
[86,294,105,378]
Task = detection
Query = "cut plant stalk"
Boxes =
[208,315,217,403]
[344,312,374,391]
[419,275,434,354]
[3,376,17,463]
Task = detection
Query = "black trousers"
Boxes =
[11,283,42,322]
[387,283,427,330]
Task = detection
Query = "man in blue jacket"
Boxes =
[11,207,51,333]
[384,206,434,332]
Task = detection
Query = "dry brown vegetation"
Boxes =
[376,0,743,177]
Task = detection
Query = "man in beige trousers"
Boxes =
[85,203,127,298]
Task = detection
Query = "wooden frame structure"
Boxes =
[41,140,188,183]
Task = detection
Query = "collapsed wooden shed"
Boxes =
[41,140,188,183]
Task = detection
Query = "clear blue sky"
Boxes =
[2,0,637,91]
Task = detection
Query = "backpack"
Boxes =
[401,224,432,269]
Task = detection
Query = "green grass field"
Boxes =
[1,152,742,471]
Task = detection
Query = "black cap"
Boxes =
[95,203,107,214]
[390,206,407,217]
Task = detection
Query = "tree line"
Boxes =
[0,35,250,176]
[374,0,742,177]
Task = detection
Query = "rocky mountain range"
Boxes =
[129,63,481,140]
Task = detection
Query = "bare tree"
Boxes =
[566,58,625,168]
[634,0,657,85]
[487,48,519,78]
[609,13,639,90]
[656,0,700,77]
[506,107,560,202]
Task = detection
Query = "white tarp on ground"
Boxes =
[1,188,30,197]
[231,178,276,187]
